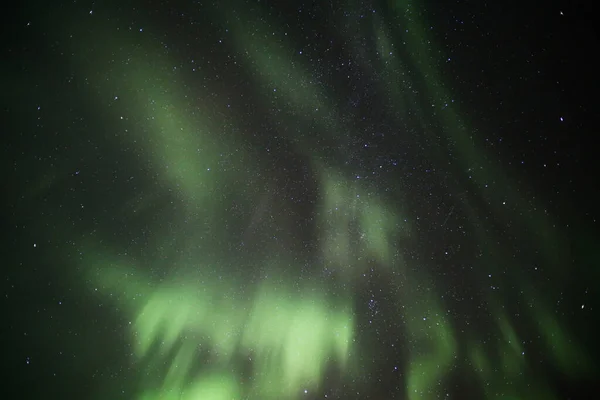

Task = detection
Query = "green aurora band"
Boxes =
[21,1,594,399]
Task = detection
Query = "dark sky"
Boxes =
[3,1,598,399]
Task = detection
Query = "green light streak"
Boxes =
[89,257,354,399]
[44,2,595,399]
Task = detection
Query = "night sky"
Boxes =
[3,1,599,399]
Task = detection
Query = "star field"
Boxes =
[3,1,598,399]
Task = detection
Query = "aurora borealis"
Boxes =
[4,0,598,399]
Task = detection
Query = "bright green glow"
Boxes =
[91,261,354,399]
[242,282,353,397]
[181,373,241,400]
[139,371,241,400]
[48,2,595,399]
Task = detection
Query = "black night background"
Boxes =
[2,1,598,399]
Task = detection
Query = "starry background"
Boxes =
[2,0,599,399]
